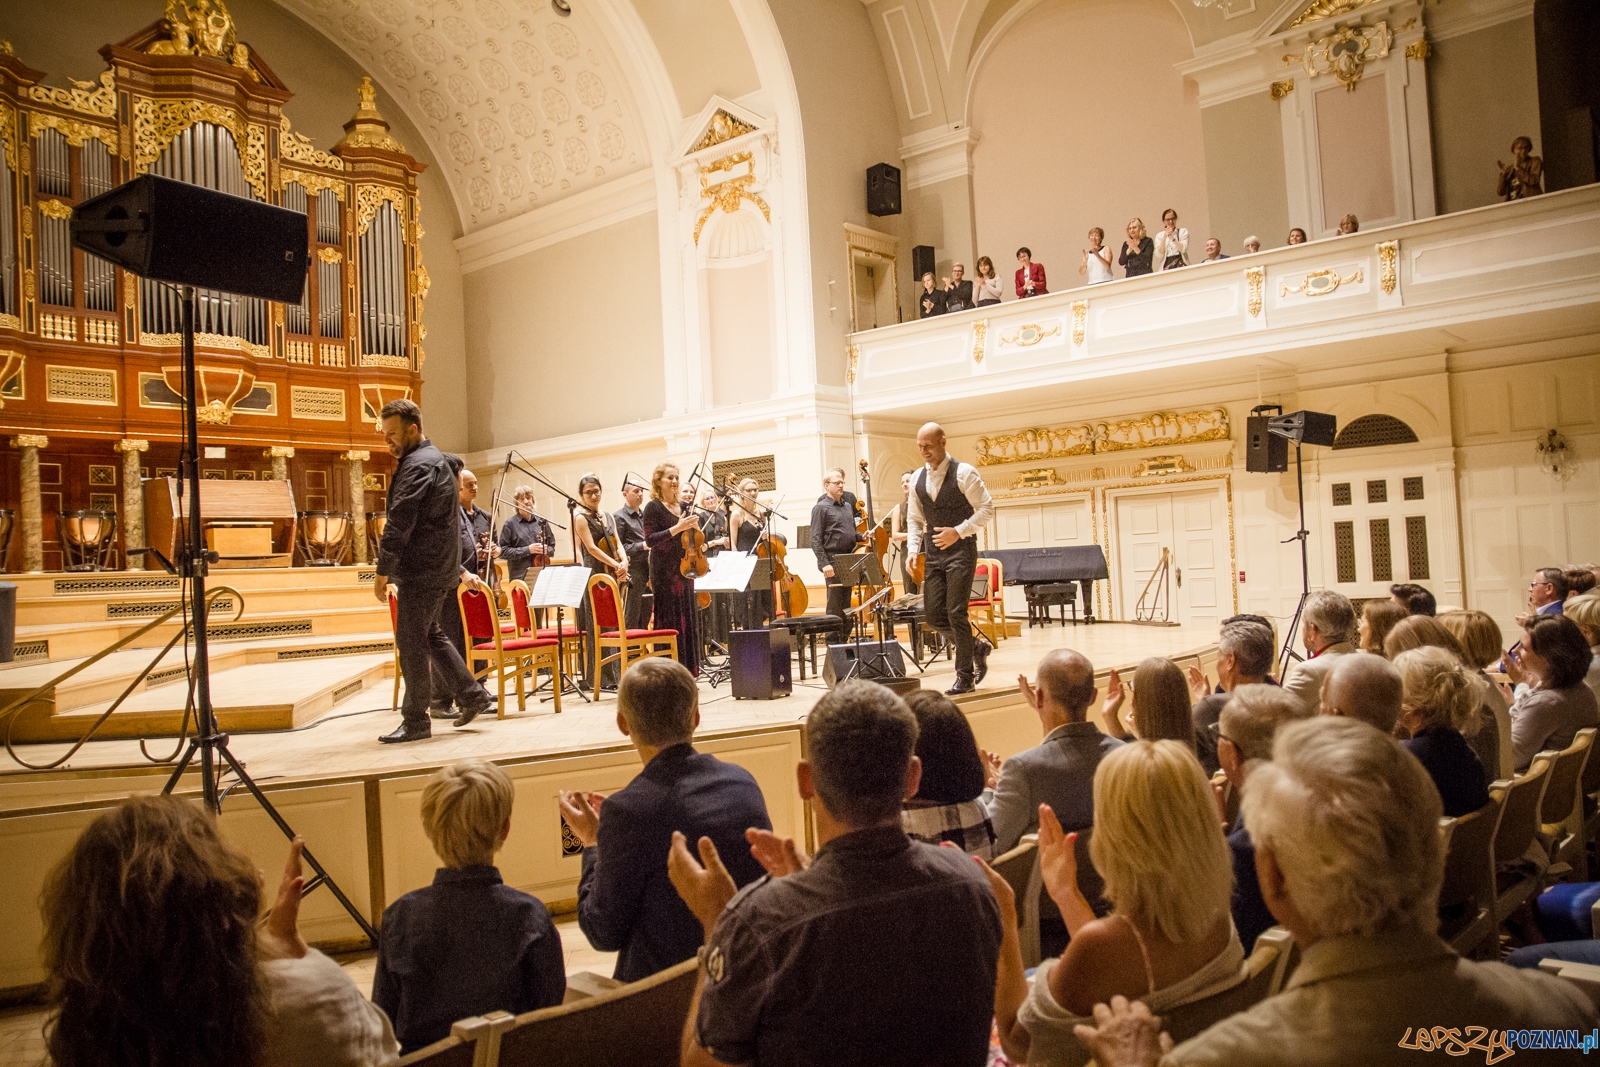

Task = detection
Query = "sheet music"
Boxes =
[527,565,591,608]
[697,550,761,593]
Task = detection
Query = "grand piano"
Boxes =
[985,546,1110,625]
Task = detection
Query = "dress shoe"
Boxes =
[379,723,431,744]
[454,699,491,728]
[974,638,993,684]
[429,705,460,720]
[946,677,976,696]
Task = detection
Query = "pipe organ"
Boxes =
[0,2,424,570]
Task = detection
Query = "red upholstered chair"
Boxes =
[458,582,562,715]
[971,557,1007,645]
[509,579,583,681]
[387,583,402,713]
[585,573,678,702]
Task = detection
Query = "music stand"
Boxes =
[526,566,593,703]
[834,553,901,682]
[697,552,767,687]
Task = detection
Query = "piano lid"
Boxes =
[986,545,1110,583]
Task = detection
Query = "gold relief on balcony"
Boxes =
[998,322,1061,348]
[977,408,1230,466]
[1133,455,1194,478]
[1280,267,1363,297]
[1071,301,1086,346]
[1012,468,1064,489]
[977,424,1094,466]
[1246,266,1265,316]
[162,364,255,424]
[1377,241,1398,294]
[847,344,859,384]
[972,320,986,364]
[1292,22,1392,90]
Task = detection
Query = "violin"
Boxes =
[678,507,711,609]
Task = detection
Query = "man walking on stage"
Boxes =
[811,467,866,630]
[907,422,994,695]
[373,399,494,743]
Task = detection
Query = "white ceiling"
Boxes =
[276,0,650,232]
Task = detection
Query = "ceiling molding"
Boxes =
[454,168,655,274]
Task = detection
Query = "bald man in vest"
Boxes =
[907,422,995,694]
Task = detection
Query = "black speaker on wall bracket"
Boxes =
[1246,404,1288,473]
[911,244,936,282]
[867,162,901,216]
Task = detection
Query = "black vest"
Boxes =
[916,460,975,550]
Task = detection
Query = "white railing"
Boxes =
[847,186,1600,411]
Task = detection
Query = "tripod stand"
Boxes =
[1277,438,1313,673]
[837,553,901,682]
[159,287,377,943]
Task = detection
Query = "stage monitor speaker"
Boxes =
[866,162,901,216]
[71,174,309,304]
[1267,410,1337,447]
[731,628,791,700]
[912,244,935,281]
[1246,416,1289,473]
[822,640,906,688]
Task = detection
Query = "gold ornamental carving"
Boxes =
[1404,39,1432,61]
[115,438,150,453]
[976,408,1230,466]
[161,364,255,424]
[1270,79,1295,100]
[1071,301,1087,346]
[27,112,119,154]
[1377,241,1398,294]
[1133,455,1194,478]
[337,78,406,154]
[847,344,860,385]
[972,320,987,364]
[1280,267,1364,297]
[410,265,431,299]
[146,0,239,61]
[1012,468,1064,489]
[691,109,758,153]
[341,450,371,462]
[134,98,266,199]
[1287,0,1377,28]
[13,434,49,449]
[1246,266,1265,317]
[998,322,1062,348]
[355,184,406,236]
[281,167,345,200]
[1293,22,1392,89]
[0,313,20,332]
[37,199,74,221]
[26,70,117,118]
[315,246,343,264]
[694,152,770,245]
[0,350,22,408]
[142,331,269,360]
[279,117,344,173]
[0,104,16,173]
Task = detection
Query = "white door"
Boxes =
[992,498,1094,616]
[1114,488,1228,627]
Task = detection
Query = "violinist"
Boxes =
[614,480,651,629]
[576,474,628,690]
[811,467,865,627]
[643,462,702,675]
[499,486,555,583]
[459,468,498,585]
[698,487,732,647]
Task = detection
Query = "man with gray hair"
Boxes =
[1280,590,1358,714]
[1318,653,1404,735]
[1192,621,1276,774]
[1216,685,1310,951]
[1074,717,1596,1065]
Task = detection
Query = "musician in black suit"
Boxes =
[498,485,555,583]
[430,463,494,720]
[615,480,651,630]
[811,467,865,628]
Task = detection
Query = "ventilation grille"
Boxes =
[332,680,364,703]
[55,575,180,595]
[1405,516,1430,580]
[276,641,394,661]
[357,569,376,582]
[1333,414,1419,450]
[46,364,116,405]
[290,386,345,421]
[209,620,314,641]
[1370,519,1393,583]
[1403,476,1424,501]
[1366,480,1387,504]
[712,455,777,493]
[13,640,49,661]
[146,666,191,688]
[107,597,234,619]
[1332,483,1352,507]
[1334,522,1356,583]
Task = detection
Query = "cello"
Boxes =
[856,460,891,589]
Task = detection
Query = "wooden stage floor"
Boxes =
[0,620,1218,788]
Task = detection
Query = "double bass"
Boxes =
[756,531,808,618]
[855,460,891,590]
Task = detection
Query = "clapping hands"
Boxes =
[1037,804,1081,912]
[746,827,810,878]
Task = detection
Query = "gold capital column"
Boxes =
[263,445,294,481]
[13,434,48,572]
[342,450,371,564]
[115,439,150,571]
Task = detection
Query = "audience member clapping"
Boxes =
[1102,657,1196,749]
[1394,647,1492,817]
[1120,219,1155,278]
[1243,235,1261,254]
[1081,228,1114,285]
[41,795,399,1067]
[1318,653,1403,735]
[374,759,565,1053]
[1517,566,1569,625]
[1281,590,1358,713]
[1016,246,1048,297]
[1153,208,1189,271]
[1504,614,1599,770]
[918,271,945,318]
[1437,608,1515,778]
[1389,581,1437,616]
[900,689,997,858]
[1190,621,1276,775]
[1358,598,1408,654]
[1073,717,1597,1067]
[988,740,1240,1066]
[973,255,1004,306]
[944,262,973,312]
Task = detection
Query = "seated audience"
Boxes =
[560,658,770,982]
[1562,593,1600,700]
[1281,590,1358,714]
[1287,227,1307,244]
[1153,208,1189,271]
[1565,567,1597,598]
[1191,620,1276,774]
[669,680,1002,1067]
[1318,653,1403,735]
[1358,598,1408,654]
[1202,237,1227,262]
[1074,718,1597,1067]
[989,740,1240,1066]
[1518,566,1569,625]
[1102,656,1196,749]
[900,689,997,858]
[1438,608,1516,779]
[917,271,945,318]
[973,255,1004,306]
[1395,647,1492,817]
[41,795,399,1067]
[1338,213,1359,234]
[1384,614,1501,778]
[1506,614,1600,770]
[1119,218,1155,278]
[1217,684,1311,950]
[1016,246,1047,297]
[988,649,1123,851]
[1243,235,1262,254]
[1389,581,1437,616]
[943,262,973,313]
[375,760,565,1053]
[1081,227,1114,285]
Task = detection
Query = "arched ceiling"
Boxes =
[275,0,651,232]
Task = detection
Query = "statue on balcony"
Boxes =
[1496,137,1544,201]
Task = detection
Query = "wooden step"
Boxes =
[14,605,391,662]
[15,581,382,626]
[7,565,378,599]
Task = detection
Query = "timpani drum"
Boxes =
[59,509,118,572]
[296,510,351,566]
[365,511,386,562]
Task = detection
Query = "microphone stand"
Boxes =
[506,453,590,704]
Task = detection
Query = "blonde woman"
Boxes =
[1100,656,1196,749]
[973,255,1004,306]
[985,740,1240,1065]
[729,476,773,625]
[1563,594,1600,701]
[642,462,701,674]
[1384,614,1500,778]
[1118,218,1154,278]
[1080,228,1114,285]
[1394,647,1492,817]
[1437,608,1515,779]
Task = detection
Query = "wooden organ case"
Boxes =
[0,2,421,570]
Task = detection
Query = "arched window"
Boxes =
[1332,414,1419,450]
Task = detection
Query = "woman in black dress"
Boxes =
[642,462,701,675]
[575,475,627,688]
[1118,217,1155,278]
[730,476,773,628]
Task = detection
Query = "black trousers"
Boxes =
[922,538,977,679]
[397,581,487,729]
[624,555,651,629]
[825,581,854,637]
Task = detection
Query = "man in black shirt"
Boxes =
[498,485,555,583]
[373,400,493,742]
[614,480,651,629]
[668,680,1002,1067]
[810,468,864,629]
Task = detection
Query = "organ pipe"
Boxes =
[359,201,404,357]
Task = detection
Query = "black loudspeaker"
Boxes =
[822,640,906,688]
[912,244,935,281]
[731,628,791,700]
[866,162,901,216]
[1267,410,1338,447]
[71,174,309,304]
[1246,416,1289,473]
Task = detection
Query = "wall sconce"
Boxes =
[1535,429,1568,474]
